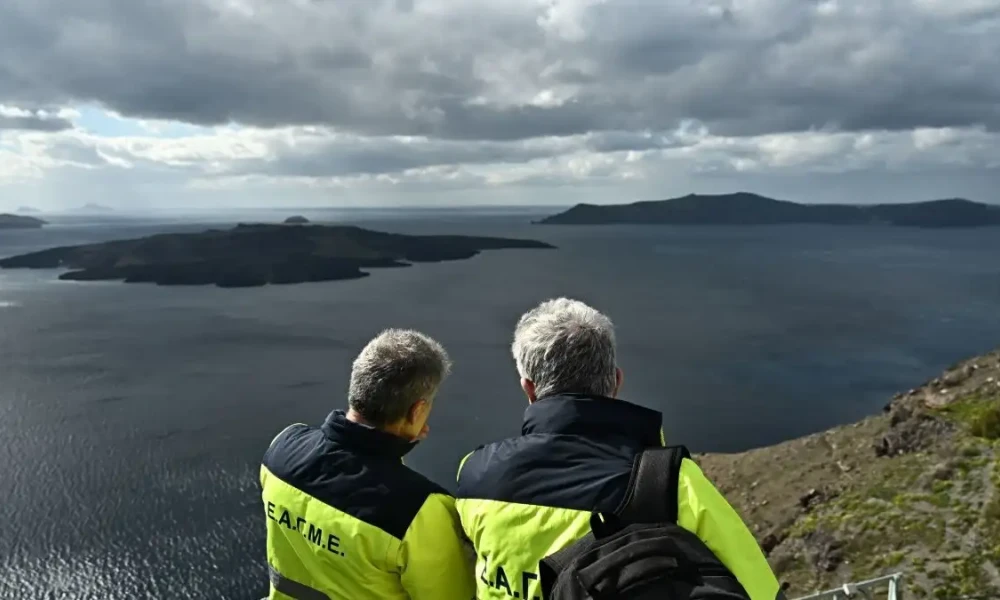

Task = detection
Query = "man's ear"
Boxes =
[613,367,624,398]
[407,398,429,423]
[521,378,537,404]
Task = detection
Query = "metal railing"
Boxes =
[792,573,903,600]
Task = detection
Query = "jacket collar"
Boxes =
[521,393,663,447]
[321,409,419,459]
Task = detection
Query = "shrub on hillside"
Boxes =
[969,404,1000,440]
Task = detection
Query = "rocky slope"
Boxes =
[699,349,1000,598]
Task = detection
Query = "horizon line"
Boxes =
[3,192,997,214]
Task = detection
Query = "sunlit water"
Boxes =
[2,209,999,599]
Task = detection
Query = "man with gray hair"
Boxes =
[259,329,475,600]
[455,298,782,600]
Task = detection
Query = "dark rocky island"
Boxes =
[284,216,310,224]
[0,223,554,288]
[540,193,1000,228]
[0,214,47,229]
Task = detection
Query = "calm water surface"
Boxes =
[1,208,998,599]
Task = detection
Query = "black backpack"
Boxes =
[538,446,754,600]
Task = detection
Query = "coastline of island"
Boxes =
[0,214,47,229]
[0,221,555,288]
[539,193,1000,228]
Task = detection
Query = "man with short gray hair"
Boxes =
[511,297,621,400]
[260,329,475,600]
[455,298,782,600]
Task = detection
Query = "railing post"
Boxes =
[889,573,902,600]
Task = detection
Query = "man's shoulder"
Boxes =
[262,423,316,468]
[675,454,725,499]
[347,462,453,541]
[265,422,312,449]
[457,434,537,480]
[268,425,447,498]
[261,426,451,541]
[391,460,451,498]
[456,433,637,512]
[459,432,638,477]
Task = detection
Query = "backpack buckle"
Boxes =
[589,512,624,538]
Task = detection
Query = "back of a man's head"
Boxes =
[512,298,618,400]
[348,329,452,428]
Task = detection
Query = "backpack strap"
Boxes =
[616,445,691,525]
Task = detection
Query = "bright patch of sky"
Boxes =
[73,105,212,139]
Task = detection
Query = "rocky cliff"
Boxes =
[699,349,1000,598]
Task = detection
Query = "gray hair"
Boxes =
[511,298,618,399]
[348,329,452,426]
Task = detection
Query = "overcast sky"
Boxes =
[1,0,999,210]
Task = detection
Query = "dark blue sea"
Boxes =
[1,208,999,599]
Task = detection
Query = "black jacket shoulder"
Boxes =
[457,432,640,513]
[457,395,667,514]
[264,422,448,540]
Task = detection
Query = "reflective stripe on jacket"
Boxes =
[260,410,475,600]
[455,394,781,600]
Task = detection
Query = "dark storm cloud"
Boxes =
[0,114,73,131]
[220,130,678,178]
[1,0,998,144]
[243,137,561,178]
[0,103,74,131]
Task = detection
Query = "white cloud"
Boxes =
[5,114,999,204]
[0,0,999,208]
[0,149,43,181]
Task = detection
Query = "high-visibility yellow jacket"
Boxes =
[260,410,476,600]
[455,394,782,600]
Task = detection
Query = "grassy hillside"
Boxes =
[699,349,1000,599]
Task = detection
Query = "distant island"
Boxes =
[0,214,47,229]
[284,215,310,224]
[539,193,1000,228]
[0,223,555,288]
[79,203,114,212]
[16,206,41,214]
